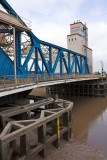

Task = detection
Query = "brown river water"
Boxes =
[71,96,107,158]
[31,88,107,160]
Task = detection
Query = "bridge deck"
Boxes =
[0,74,103,98]
[0,10,31,32]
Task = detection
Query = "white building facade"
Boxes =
[67,22,93,73]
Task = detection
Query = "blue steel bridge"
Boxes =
[0,0,90,77]
[0,2,106,160]
[0,0,101,98]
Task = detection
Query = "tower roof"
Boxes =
[70,21,88,29]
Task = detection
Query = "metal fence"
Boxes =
[0,73,104,89]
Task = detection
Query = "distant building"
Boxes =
[67,21,93,73]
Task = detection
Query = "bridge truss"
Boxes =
[0,0,89,80]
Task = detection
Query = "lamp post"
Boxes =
[99,60,104,76]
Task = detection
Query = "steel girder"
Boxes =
[0,0,90,77]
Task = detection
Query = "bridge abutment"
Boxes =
[47,77,107,97]
[0,89,32,106]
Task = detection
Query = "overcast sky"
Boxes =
[4,0,107,72]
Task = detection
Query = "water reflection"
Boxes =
[87,107,107,157]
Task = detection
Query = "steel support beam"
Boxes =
[35,47,38,74]
[0,29,13,33]
[62,52,69,73]
[15,29,21,68]
[52,50,60,73]
[80,57,82,74]
[49,46,52,73]
[60,50,63,75]
[13,27,17,84]
[39,47,50,74]
[68,52,70,73]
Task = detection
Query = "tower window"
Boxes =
[75,38,76,41]
[72,38,73,41]
[69,39,70,42]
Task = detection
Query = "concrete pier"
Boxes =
[0,97,73,160]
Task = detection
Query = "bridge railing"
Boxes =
[0,73,104,89]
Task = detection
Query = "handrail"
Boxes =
[0,73,105,89]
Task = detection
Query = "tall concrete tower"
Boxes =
[67,21,93,73]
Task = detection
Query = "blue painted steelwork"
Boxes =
[0,0,90,78]
[0,48,23,76]
[0,29,13,33]
[15,30,21,67]
[49,46,52,73]
[42,61,44,73]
